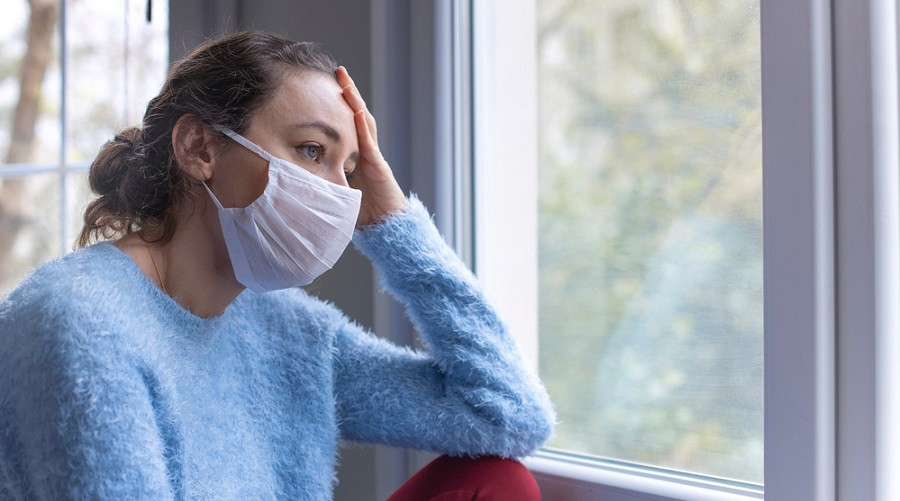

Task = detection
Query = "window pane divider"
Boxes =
[833,0,900,498]
[761,0,836,499]
[0,162,90,178]
[58,0,68,254]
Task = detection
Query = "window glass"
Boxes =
[66,0,169,164]
[0,1,60,167]
[0,0,168,297]
[0,174,61,288]
[536,0,763,483]
[66,171,93,245]
[0,1,62,293]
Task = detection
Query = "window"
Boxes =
[534,0,762,483]
[467,0,898,499]
[0,0,168,296]
[473,0,762,487]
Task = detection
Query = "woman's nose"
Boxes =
[324,165,350,188]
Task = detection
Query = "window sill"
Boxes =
[523,449,764,501]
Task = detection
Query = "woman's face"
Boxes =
[209,69,359,208]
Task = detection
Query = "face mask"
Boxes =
[202,127,362,293]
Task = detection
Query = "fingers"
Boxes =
[338,66,379,143]
[353,109,375,157]
[343,87,379,144]
[341,79,378,142]
[337,66,366,111]
[336,65,352,88]
[341,84,365,113]
[364,109,377,142]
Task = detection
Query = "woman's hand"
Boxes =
[336,66,409,228]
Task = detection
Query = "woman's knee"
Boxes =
[388,454,542,501]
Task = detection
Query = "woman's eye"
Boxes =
[298,144,322,161]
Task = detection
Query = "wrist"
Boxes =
[358,197,410,230]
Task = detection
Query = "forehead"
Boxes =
[253,69,355,136]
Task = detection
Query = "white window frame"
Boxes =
[1,0,169,258]
[0,1,83,257]
[832,1,900,499]
[454,0,898,499]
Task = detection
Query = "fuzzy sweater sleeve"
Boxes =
[332,194,556,459]
[0,289,175,500]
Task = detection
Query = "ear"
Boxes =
[171,114,218,182]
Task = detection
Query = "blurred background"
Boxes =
[535,0,762,482]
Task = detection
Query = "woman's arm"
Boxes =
[0,294,176,500]
[331,195,556,459]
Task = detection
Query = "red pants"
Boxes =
[387,455,542,501]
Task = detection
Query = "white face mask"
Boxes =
[202,127,362,293]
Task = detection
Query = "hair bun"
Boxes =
[89,127,143,199]
[113,131,137,147]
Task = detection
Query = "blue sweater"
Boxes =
[0,196,556,500]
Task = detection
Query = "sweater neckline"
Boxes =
[94,240,240,330]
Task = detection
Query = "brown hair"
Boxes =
[78,30,338,247]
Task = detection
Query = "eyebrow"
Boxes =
[295,121,342,142]
[294,121,360,167]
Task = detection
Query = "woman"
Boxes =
[0,31,555,500]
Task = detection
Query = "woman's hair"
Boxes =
[77,31,338,247]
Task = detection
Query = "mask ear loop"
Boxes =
[214,125,273,162]
[201,182,226,210]
[203,126,279,210]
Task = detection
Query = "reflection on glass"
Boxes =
[537,0,763,483]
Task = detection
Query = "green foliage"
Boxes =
[537,0,763,483]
